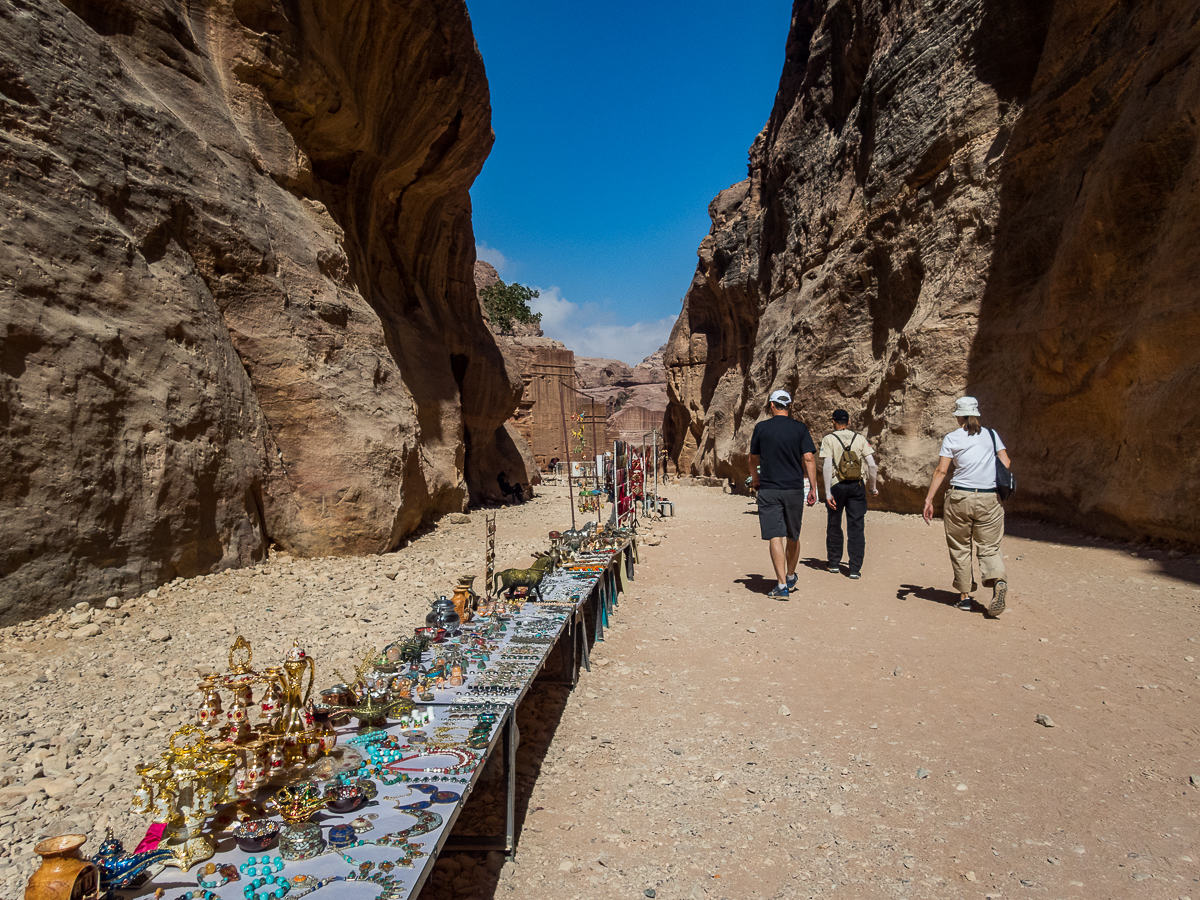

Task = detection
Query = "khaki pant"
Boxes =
[943,489,1006,594]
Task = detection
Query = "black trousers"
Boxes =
[827,480,867,572]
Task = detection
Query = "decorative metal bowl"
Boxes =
[324,781,367,814]
[232,818,280,852]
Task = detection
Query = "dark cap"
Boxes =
[832,409,850,423]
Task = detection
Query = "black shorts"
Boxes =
[757,488,805,540]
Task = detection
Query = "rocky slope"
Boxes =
[0,0,521,621]
[575,349,668,417]
[664,0,1200,543]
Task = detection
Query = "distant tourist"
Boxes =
[749,389,818,600]
[497,471,525,505]
[819,409,878,579]
[922,396,1011,616]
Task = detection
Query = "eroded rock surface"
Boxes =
[665,0,1200,543]
[576,350,668,426]
[0,0,520,620]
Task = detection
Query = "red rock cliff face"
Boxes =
[665,0,1200,544]
[0,0,521,619]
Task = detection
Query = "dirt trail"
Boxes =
[423,482,1200,900]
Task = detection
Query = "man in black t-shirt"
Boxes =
[748,390,818,600]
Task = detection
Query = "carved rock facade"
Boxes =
[0,0,520,618]
[665,0,1200,544]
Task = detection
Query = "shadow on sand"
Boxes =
[896,583,962,608]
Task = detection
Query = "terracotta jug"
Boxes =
[451,575,477,623]
[25,834,99,900]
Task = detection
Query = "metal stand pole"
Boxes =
[484,512,496,603]
[589,403,602,527]
[559,380,576,531]
[652,431,658,516]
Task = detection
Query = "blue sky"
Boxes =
[467,1,794,364]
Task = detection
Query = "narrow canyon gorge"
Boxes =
[664,0,1200,546]
[0,0,521,619]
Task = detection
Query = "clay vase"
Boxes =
[450,583,473,624]
[25,834,99,900]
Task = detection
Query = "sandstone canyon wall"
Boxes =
[0,0,521,620]
[665,0,1200,544]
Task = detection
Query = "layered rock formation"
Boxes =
[0,0,521,619]
[665,0,1200,543]
[575,350,668,413]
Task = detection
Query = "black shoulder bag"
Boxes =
[990,429,1015,500]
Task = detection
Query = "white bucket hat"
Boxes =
[953,396,981,417]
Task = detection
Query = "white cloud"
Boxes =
[475,243,510,276]
[530,285,675,365]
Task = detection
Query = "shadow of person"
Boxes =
[734,574,777,594]
[800,557,828,572]
[897,583,961,607]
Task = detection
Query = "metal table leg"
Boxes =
[505,711,519,853]
[443,706,521,855]
[576,605,591,671]
[593,577,605,642]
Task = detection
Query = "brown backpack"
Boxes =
[834,432,863,481]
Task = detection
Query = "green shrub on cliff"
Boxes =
[481,281,541,333]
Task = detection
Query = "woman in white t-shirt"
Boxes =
[922,396,1012,617]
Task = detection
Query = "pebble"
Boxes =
[147,628,171,642]
[778,705,790,716]
[916,768,930,778]
[1035,714,1056,727]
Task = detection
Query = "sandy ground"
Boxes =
[421,482,1200,900]
[2,481,1196,900]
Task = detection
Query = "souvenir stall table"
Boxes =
[102,532,637,900]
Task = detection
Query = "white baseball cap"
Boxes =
[769,389,791,406]
[953,396,981,417]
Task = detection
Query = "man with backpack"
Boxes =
[819,409,878,579]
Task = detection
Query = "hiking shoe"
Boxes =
[986,581,1007,617]
[955,596,974,611]
[767,585,790,600]
[848,571,861,580]
[786,574,797,591]
[827,564,840,574]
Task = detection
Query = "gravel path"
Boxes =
[420,484,1200,900]
[3,483,1198,900]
